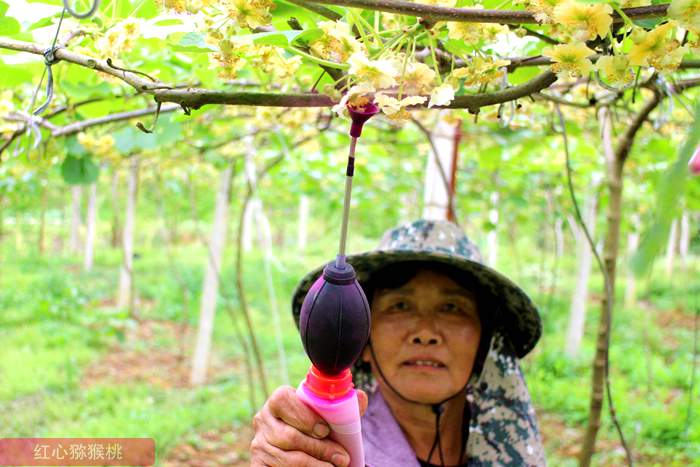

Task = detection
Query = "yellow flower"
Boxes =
[309,21,364,63]
[552,0,613,41]
[348,52,399,89]
[162,0,215,13]
[451,57,511,87]
[224,0,274,29]
[542,42,595,78]
[653,43,688,72]
[332,83,376,114]
[375,93,427,117]
[400,62,436,94]
[447,20,507,43]
[596,55,634,85]
[628,23,685,71]
[429,83,456,108]
[78,133,117,160]
[668,0,700,33]
[517,0,562,23]
[253,46,302,79]
[0,90,14,115]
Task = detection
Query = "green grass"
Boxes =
[0,221,698,466]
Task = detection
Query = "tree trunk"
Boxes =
[234,153,286,401]
[70,185,82,254]
[118,158,139,315]
[486,192,499,267]
[110,168,121,249]
[579,95,660,467]
[565,192,597,358]
[84,183,97,272]
[298,194,309,252]
[242,197,255,252]
[422,117,456,221]
[555,217,565,259]
[679,211,690,269]
[580,105,622,467]
[246,151,289,386]
[256,205,290,385]
[665,218,678,278]
[190,164,234,385]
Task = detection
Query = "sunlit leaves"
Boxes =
[0,16,20,35]
[60,154,100,184]
[631,100,700,277]
[170,32,217,53]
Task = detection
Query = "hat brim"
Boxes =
[291,250,541,358]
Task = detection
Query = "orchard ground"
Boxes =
[0,218,698,466]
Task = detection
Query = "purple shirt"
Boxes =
[361,388,424,467]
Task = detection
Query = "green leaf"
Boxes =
[0,59,35,86]
[111,120,176,154]
[272,0,324,28]
[0,1,8,16]
[632,18,663,29]
[60,155,100,185]
[291,28,323,46]
[247,30,303,47]
[28,16,55,31]
[65,135,88,157]
[170,32,216,53]
[443,39,471,57]
[154,18,183,26]
[631,100,700,277]
[0,16,20,35]
[60,80,114,101]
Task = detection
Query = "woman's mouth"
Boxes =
[402,359,446,370]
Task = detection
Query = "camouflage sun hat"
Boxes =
[291,219,542,359]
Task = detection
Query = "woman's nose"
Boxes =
[408,318,442,345]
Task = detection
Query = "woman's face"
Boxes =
[362,268,482,403]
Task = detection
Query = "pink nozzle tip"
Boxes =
[348,102,380,138]
[690,147,700,175]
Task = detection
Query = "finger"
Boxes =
[250,434,281,467]
[268,386,331,439]
[264,415,350,467]
[357,389,368,417]
[265,443,337,467]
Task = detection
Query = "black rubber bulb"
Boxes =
[299,260,371,375]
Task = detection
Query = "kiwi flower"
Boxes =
[543,43,596,79]
[668,0,700,33]
[596,55,634,85]
[552,0,613,41]
[348,53,400,89]
[628,23,687,71]
[309,21,364,63]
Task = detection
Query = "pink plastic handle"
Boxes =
[297,381,365,467]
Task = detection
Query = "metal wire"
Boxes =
[63,0,100,18]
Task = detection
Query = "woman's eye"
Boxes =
[441,303,464,314]
[390,301,410,311]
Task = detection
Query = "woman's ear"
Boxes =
[361,345,370,363]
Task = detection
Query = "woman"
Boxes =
[251,219,545,466]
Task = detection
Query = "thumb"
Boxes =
[357,389,368,417]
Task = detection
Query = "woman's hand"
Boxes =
[250,385,368,467]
